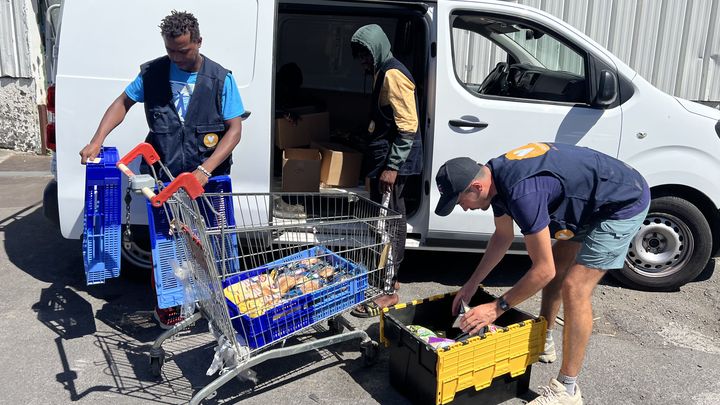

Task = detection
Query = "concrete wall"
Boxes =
[0,0,46,153]
[0,77,40,151]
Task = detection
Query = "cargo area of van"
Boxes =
[270,1,429,218]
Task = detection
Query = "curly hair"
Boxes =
[159,10,201,42]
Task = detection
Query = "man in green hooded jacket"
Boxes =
[349,24,423,317]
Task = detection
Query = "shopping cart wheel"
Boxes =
[328,317,344,334]
[361,340,379,367]
[150,352,165,377]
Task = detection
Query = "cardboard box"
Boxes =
[282,148,321,192]
[313,142,363,187]
[275,111,330,149]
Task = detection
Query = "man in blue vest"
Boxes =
[79,11,244,328]
[348,24,423,317]
[435,143,650,405]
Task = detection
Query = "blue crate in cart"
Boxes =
[148,175,238,309]
[82,147,122,285]
[222,246,368,349]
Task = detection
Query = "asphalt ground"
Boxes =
[1,150,719,404]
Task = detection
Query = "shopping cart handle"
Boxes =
[150,172,204,207]
[116,142,161,177]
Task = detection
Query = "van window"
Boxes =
[451,13,588,104]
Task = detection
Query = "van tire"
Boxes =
[121,225,153,281]
[611,196,712,291]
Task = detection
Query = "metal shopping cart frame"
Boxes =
[116,143,404,404]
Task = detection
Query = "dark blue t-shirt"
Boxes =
[492,175,562,235]
[492,174,651,236]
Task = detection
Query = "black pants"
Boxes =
[369,175,407,290]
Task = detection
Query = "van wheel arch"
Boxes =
[611,193,713,291]
[121,225,153,279]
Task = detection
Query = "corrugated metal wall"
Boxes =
[455,0,720,102]
[0,0,32,78]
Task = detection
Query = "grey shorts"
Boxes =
[571,205,650,270]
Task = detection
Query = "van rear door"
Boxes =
[427,1,622,242]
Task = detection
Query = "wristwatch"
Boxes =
[497,296,511,312]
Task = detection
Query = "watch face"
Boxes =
[499,298,510,310]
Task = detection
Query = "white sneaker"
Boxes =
[528,378,583,405]
[539,337,557,363]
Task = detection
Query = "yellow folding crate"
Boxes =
[380,289,546,404]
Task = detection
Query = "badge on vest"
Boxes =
[368,120,375,133]
[505,142,550,160]
[203,133,219,148]
[554,229,575,240]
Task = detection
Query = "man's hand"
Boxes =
[460,301,500,335]
[379,169,398,193]
[192,169,210,187]
[452,281,479,316]
[79,142,102,164]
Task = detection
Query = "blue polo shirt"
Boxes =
[125,61,244,123]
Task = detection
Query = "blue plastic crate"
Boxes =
[148,175,238,309]
[222,246,368,349]
[82,147,122,285]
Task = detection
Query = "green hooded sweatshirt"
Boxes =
[350,24,393,71]
[351,24,418,173]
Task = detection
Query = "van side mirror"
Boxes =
[595,70,618,108]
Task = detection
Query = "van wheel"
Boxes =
[121,225,153,279]
[612,196,712,291]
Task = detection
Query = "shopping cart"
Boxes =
[116,143,404,404]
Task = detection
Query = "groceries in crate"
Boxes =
[407,323,500,350]
[223,253,356,318]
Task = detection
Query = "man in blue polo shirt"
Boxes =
[79,11,245,328]
[434,142,649,405]
[79,10,244,186]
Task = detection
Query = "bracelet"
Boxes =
[197,165,212,178]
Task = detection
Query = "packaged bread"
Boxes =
[276,274,298,295]
[318,265,335,279]
[297,276,323,294]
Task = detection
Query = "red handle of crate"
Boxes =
[150,172,205,207]
[116,142,161,177]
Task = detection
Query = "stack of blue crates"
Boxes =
[147,175,237,309]
[82,147,122,285]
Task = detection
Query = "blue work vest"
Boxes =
[141,55,231,180]
[488,143,648,238]
[364,58,423,178]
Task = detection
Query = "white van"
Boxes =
[44,0,720,291]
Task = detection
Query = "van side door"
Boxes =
[427,1,622,241]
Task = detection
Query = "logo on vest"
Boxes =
[505,142,550,160]
[554,229,575,240]
[368,120,375,133]
[203,133,219,148]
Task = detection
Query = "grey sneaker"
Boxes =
[539,337,557,363]
[528,378,583,405]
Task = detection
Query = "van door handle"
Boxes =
[449,119,488,129]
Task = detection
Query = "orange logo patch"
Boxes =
[554,229,575,240]
[505,142,550,160]
[203,133,219,148]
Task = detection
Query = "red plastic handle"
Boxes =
[150,172,205,207]
[116,143,161,177]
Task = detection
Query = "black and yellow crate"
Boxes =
[380,289,547,404]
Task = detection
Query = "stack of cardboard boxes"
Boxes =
[277,111,363,192]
